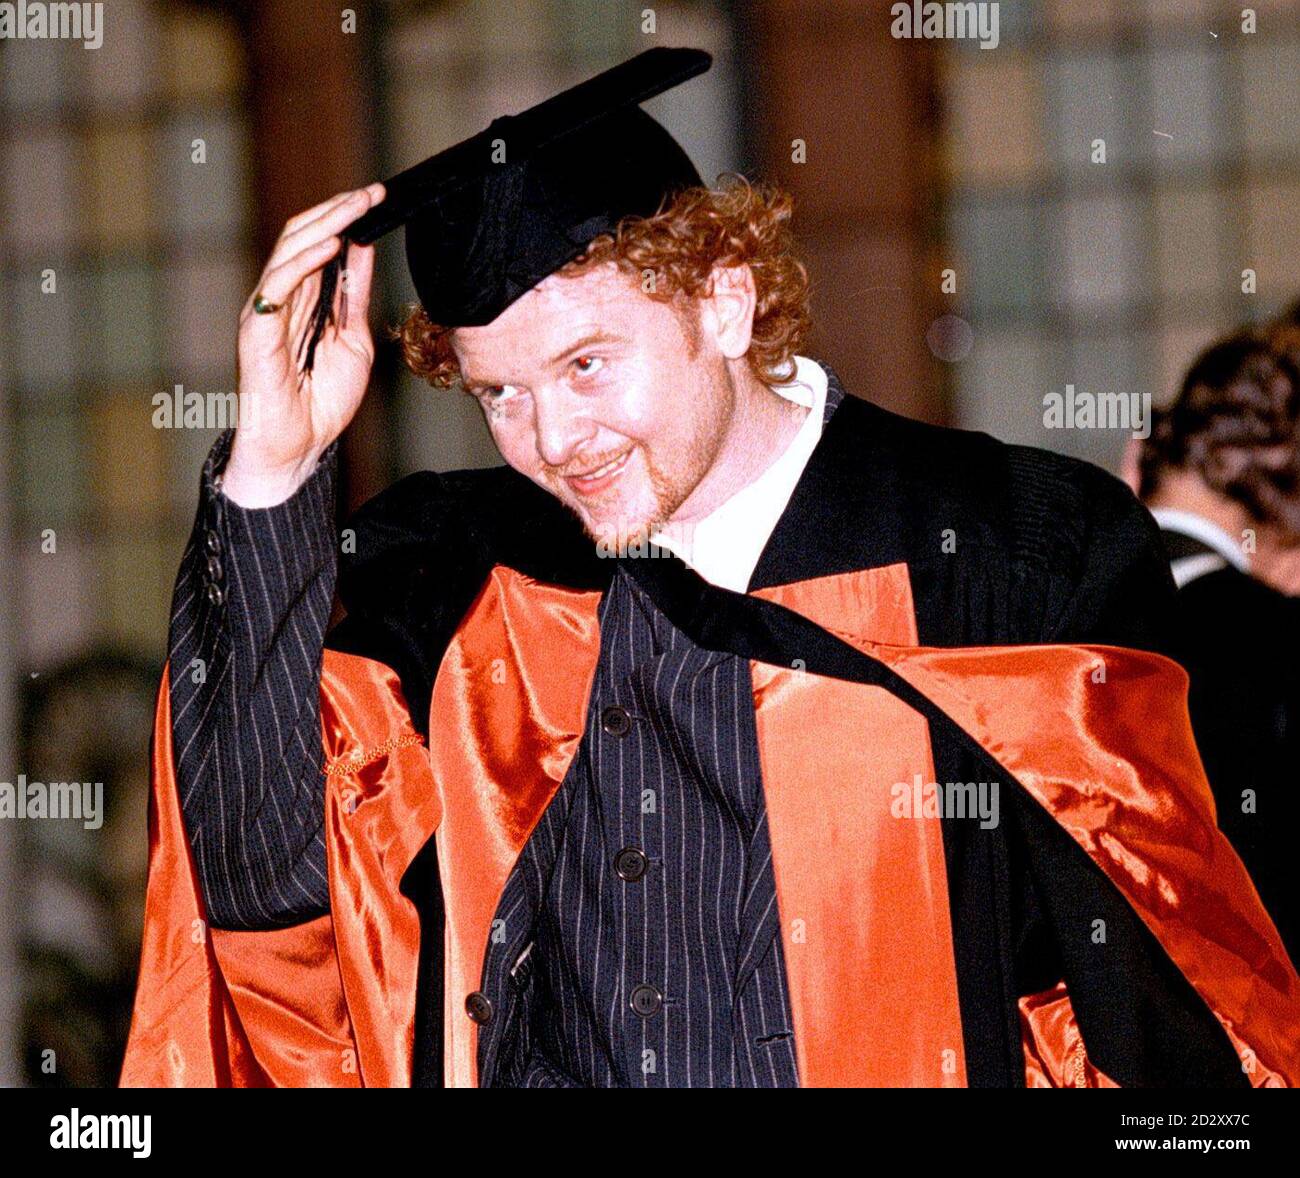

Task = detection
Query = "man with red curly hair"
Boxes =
[122,50,1298,1088]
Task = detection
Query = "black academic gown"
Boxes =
[319,368,1264,1087]
[1158,525,1300,960]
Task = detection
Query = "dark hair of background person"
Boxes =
[1138,332,1300,537]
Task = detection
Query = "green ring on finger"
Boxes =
[252,294,282,315]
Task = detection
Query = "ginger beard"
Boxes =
[450,262,737,554]
[540,408,719,553]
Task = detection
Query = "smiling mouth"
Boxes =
[564,449,633,497]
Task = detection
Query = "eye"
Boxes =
[573,355,603,377]
[479,384,519,403]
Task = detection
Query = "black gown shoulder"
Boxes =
[1172,565,1300,956]
[748,393,1178,654]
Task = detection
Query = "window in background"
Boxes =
[1,0,252,665]
[942,0,1300,471]
[0,0,253,1086]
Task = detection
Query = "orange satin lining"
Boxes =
[808,589,1300,1087]
[753,566,1299,1087]
[120,663,269,1087]
[427,567,604,1088]
[317,652,439,1087]
[750,564,967,1086]
[1020,984,1120,1088]
[121,663,360,1087]
[755,563,920,647]
[430,562,965,1088]
[210,917,359,1087]
[121,652,438,1087]
[752,667,967,1086]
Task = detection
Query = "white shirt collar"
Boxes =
[1150,507,1251,574]
[651,355,828,592]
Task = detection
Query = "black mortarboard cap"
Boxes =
[299,47,712,372]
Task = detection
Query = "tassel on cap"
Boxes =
[297,238,350,375]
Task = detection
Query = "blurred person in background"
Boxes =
[1132,331,1300,959]
[1261,296,1300,597]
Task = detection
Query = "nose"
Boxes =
[533,384,597,469]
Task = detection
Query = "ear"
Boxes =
[698,263,757,361]
[445,326,469,376]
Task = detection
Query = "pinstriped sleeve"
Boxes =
[168,429,339,930]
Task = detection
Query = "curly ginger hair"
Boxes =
[394,175,812,390]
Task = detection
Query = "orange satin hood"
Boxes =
[120,565,1300,1087]
[120,653,436,1087]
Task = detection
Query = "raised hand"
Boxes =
[222,183,385,507]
